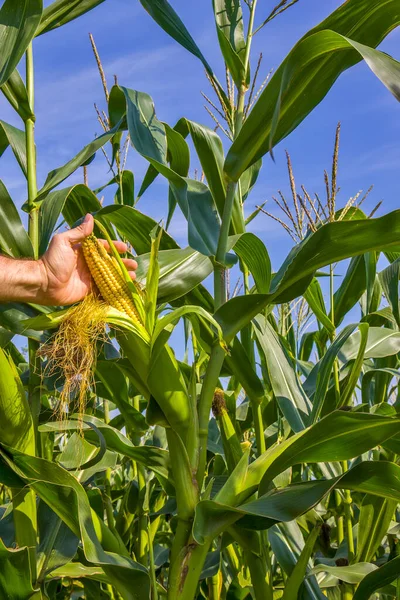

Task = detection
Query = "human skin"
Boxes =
[0,214,138,306]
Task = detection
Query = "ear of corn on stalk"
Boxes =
[81,233,144,326]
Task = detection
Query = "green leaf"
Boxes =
[176,119,225,217]
[0,302,44,340]
[0,347,35,455]
[212,0,246,88]
[241,159,262,202]
[121,87,222,256]
[379,258,400,328]
[121,86,167,164]
[0,181,33,257]
[0,539,38,599]
[40,184,104,254]
[145,227,162,332]
[356,495,397,563]
[116,170,134,206]
[332,255,367,328]
[269,522,325,600]
[361,368,400,405]
[96,204,178,254]
[0,70,33,121]
[47,562,108,582]
[249,411,400,503]
[282,525,321,600]
[225,0,400,179]
[136,246,213,302]
[311,562,377,585]
[138,0,215,80]
[137,120,189,202]
[0,0,42,87]
[152,305,223,351]
[39,417,172,489]
[253,317,311,433]
[36,123,122,202]
[37,501,79,579]
[194,461,400,540]
[340,327,400,361]
[339,322,369,407]
[303,278,334,334]
[37,0,105,35]
[0,446,150,600]
[215,210,400,342]
[353,554,400,599]
[311,324,358,422]
[0,119,27,176]
[233,233,271,294]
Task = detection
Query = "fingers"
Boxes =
[59,215,134,260]
[99,239,128,254]
[123,258,138,280]
[122,258,138,271]
[62,214,94,244]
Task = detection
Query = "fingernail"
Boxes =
[83,213,91,223]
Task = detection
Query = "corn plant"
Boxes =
[2,0,400,599]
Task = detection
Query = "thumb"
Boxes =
[63,214,94,245]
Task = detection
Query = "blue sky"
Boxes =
[1,0,400,282]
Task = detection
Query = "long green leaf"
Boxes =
[356,495,397,563]
[136,246,213,302]
[0,0,42,87]
[0,539,38,599]
[36,123,121,202]
[0,69,33,121]
[224,0,400,180]
[212,0,246,88]
[215,210,400,342]
[0,119,27,176]
[194,461,400,542]
[233,233,271,294]
[311,324,358,422]
[37,0,105,35]
[138,0,214,80]
[0,446,150,600]
[0,181,33,258]
[282,525,321,600]
[253,317,311,433]
[353,554,400,599]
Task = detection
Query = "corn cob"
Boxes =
[81,234,143,325]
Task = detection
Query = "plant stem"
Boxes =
[169,540,211,600]
[246,550,273,600]
[342,461,355,563]
[137,464,149,564]
[103,399,117,535]
[25,42,41,438]
[253,402,266,456]
[167,518,194,598]
[214,180,238,304]
[148,514,158,600]
[11,487,37,581]
[197,344,226,487]
[26,43,39,258]
[342,585,353,600]
[18,42,40,587]
[133,396,149,565]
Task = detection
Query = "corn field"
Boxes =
[2,0,400,599]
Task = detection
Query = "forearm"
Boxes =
[0,256,45,304]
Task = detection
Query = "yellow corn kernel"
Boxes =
[81,234,142,324]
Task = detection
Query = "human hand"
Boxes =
[37,214,138,306]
